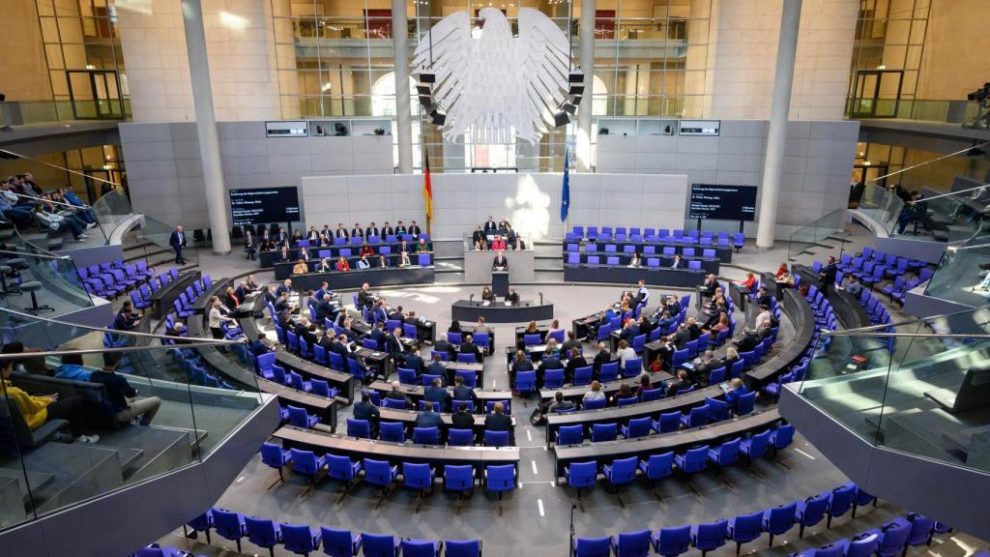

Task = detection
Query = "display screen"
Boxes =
[229,187,300,226]
[689,184,757,221]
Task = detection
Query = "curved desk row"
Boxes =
[367,380,512,405]
[239,297,358,405]
[376,407,516,433]
[149,271,201,320]
[272,265,435,290]
[568,240,733,263]
[744,288,815,385]
[538,372,674,403]
[451,300,554,324]
[793,265,871,329]
[259,239,424,267]
[257,377,338,432]
[191,280,230,314]
[565,255,719,276]
[564,266,705,288]
[551,408,781,478]
[273,426,520,472]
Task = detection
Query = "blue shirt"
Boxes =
[55,364,92,382]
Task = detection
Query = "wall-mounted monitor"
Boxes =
[689,184,757,221]
[265,121,308,137]
[679,120,720,136]
[229,187,300,226]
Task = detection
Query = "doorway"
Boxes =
[66,70,125,120]
[850,70,903,118]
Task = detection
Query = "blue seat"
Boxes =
[524,333,542,346]
[798,543,846,557]
[447,428,474,446]
[761,501,797,547]
[769,424,795,454]
[652,525,691,557]
[591,422,617,442]
[734,391,756,415]
[515,370,537,395]
[401,539,442,557]
[681,405,711,428]
[583,397,606,410]
[904,514,935,549]
[260,442,292,484]
[705,397,730,422]
[413,426,440,445]
[212,508,248,553]
[826,483,856,527]
[484,429,510,447]
[443,464,475,497]
[445,540,482,557]
[653,411,681,434]
[640,387,663,402]
[602,457,637,505]
[380,421,405,443]
[557,424,584,445]
[740,429,770,461]
[574,536,612,557]
[727,511,763,555]
[840,533,880,557]
[565,460,598,504]
[872,519,911,557]
[402,462,435,511]
[326,454,362,499]
[639,451,674,484]
[457,352,478,364]
[573,365,593,386]
[796,493,830,537]
[622,358,642,378]
[280,523,322,556]
[347,418,372,439]
[287,405,319,429]
[362,533,400,557]
[185,510,213,544]
[708,437,741,470]
[674,445,708,475]
[691,520,728,557]
[485,464,516,513]
[616,396,638,407]
[244,516,282,557]
[599,361,619,382]
[622,417,651,439]
[544,368,565,388]
[320,526,363,557]
[364,459,398,507]
[309,378,337,399]
[289,448,325,488]
[612,529,652,557]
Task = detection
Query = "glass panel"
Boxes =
[0,302,263,533]
[787,208,849,263]
[857,183,904,235]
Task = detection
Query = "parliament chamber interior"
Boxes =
[1,0,990,556]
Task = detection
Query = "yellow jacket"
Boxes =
[2,379,49,430]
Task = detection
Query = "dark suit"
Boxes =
[353,401,380,424]
[452,385,477,403]
[427,361,446,379]
[484,413,512,432]
[593,351,612,371]
[169,230,187,264]
[451,411,474,430]
[404,353,425,374]
[335,228,349,239]
[350,228,364,238]
[459,342,481,363]
[820,263,838,291]
[415,411,444,430]
[409,225,422,236]
[564,355,588,383]
[365,227,379,238]
[492,256,508,270]
[424,385,449,411]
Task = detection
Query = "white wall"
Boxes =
[301,173,690,240]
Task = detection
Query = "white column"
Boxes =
[756,0,802,249]
[576,0,596,172]
[393,0,413,174]
[180,0,230,254]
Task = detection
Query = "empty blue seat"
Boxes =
[362,533,400,557]
[260,442,292,483]
[591,422,617,442]
[185,510,213,544]
[443,464,475,497]
[622,417,651,439]
[380,421,405,443]
[740,429,770,460]
[903,513,935,548]
[708,437,740,470]
[445,540,482,557]
[654,411,681,434]
[871,519,911,557]
[691,520,728,557]
[413,426,440,445]
[544,368,565,389]
[485,464,516,513]
[281,523,322,555]
[402,462,436,511]
[840,533,880,557]
[347,418,372,439]
[565,460,598,504]
[484,430,510,447]
[287,405,319,429]
[447,428,474,446]
[602,457,637,505]
[364,459,398,507]
[762,501,797,547]
[728,511,763,555]
[401,539,442,557]
[639,451,674,484]
[796,493,829,537]
[826,483,856,527]
[674,445,708,475]
[326,454,362,498]
[212,508,248,553]
[289,448,325,488]
[652,525,691,557]
[557,424,584,445]
[244,516,282,557]
[574,536,612,557]
[612,529,652,557]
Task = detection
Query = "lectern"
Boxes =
[492,271,509,298]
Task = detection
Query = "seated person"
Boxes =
[664,369,692,394]
[628,252,642,267]
[775,262,794,288]
[356,255,371,269]
[484,402,511,432]
[610,382,634,406]
[472,226,486,251]
[54,353,92,382]
[113,300,142,332]
[415,400,444,431]
[582,381,606,406]
[359,243,374,257]
[592,342,612,373]
[738,272,757,292]
[91,353,161,426]
[481,286,494,303]
[399,251,411,267]
[335,256,351,272]
[506,288,520,305]
[384,381,413,407]
[249,333,271,356]
[424,378,449,412]
[316,257,332,272]
[844,275,864,297]
[563,347,587,383]
[1,344,100,443]
[352,391,381,434]
[452,375,477,407]
[725,377,749,408]
[377,254,389,268]
[616,339,636,368]
[417,239,430,254]
[451,404,475,430]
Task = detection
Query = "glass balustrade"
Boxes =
[0,99,130,127]
[786,208,849,263]
[0,309,263,532]
[0,248,93,317]
[135,215,199,268]
[921,239,990,308]
[795,306,990,472]
[856,183,903,236]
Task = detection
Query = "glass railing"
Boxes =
[90,186,134,242]
[856,183,904,235]
[0,248,94,317]
[795,306,990,471]
[135,215,198,268]
[847,98,982,125]
[921,238,990,307]
[0,308,263,532]
[787,208,849,263]
[0,99,130,127]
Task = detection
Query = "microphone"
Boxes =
[469,293,474,303]
[539,292,544,306]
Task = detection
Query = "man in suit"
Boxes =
[395,221,408,235]
[451,375,477,407]
[369,321,387,349]
[382,221,395,236]
[415,401,444,431]
[408,220,422,237]
[423,378,449,412]
[819,255,838,293]
[667,295,682,317]
[459,334,482,363]
[537,351,564,386]
[352,391,380,430]
[329,334,351,373]
[654,335,676,369]
[385,381,412,406]
[385,327,405,360]
[335,223,349,239]
[484,402,512,432]
[426,352,447,378]
[365,222,380,238]
[673,323,691,349]
[306,226,320,242]
[249,333,271,357]
[700,274,719,297]
[451,404,474,430]
[371,300,389,324]
[314,294,335,323]
[563,347,587,384]
[434,333,457,362]
[349,223,363,239]
[734,327,760,352]
[169,225,187,264]
[492,250,509,271]
[357,283,376,311]
[314,281,331,303]
[404,343,425,374]
[483,217,497,234]
[593,342,612,372]
[561,330,581,354]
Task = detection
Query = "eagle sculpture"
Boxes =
[413,8,577,145]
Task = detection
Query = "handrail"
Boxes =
[11,192,91,210]
[0,248,70,261]
[0,148,122,190]
[818,329,990,339]
[912,182,989,204]
[817,304,990,334]
[870,141,990,184]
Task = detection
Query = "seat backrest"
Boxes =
[448,428,474,446]
[362,533,398,557]
[766,502,797,532]
[591,422,616,441]
[615,529,651,555]
[829,483,856,516]
[347,418,371,438]
[657,525,691,555]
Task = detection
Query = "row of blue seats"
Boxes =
[258,443,516,510]
[168,274,214,318]
[131,544,202,557]
[881,268,933,306]
[789,513,952,557]
[568,226,744,246]
[80,258,161,299]
[570,483,951,557]
[296,232,430,248]
[568,244,724,258]
[566,253,709,271]
[183,506,480,557]
[344,417,511,447]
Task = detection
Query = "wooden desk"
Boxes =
[377,407,516,436]
[257,377,338,432]
[275,349,358,406]
[551,408,781,477]
[744,288,814,385]
[367,380,511,406]
[149,271,201,320]
[273,426,519,473]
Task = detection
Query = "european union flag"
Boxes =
[560,149,570,222]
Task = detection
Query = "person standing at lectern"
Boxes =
[492,250,508,271]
